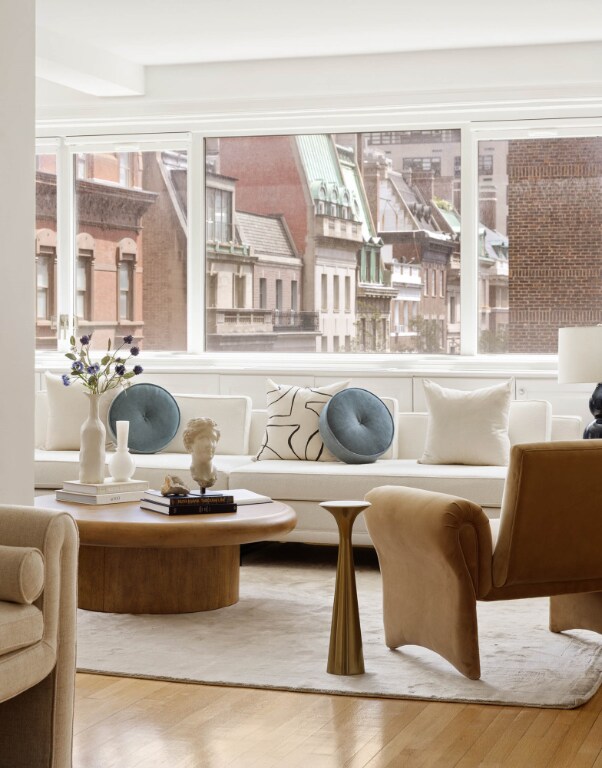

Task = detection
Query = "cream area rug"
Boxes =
[76,544,602,709]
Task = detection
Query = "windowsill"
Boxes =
[35,349,560,378]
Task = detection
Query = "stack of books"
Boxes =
[140,489,237,515]
[56,478,149,505]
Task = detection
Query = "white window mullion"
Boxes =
[187,132,205,354]
[56,140,75,351]
[459,126,478,356]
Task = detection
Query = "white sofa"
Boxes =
[35,389,582,545]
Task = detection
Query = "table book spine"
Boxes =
[140,501,238,515]
[56,490,145,505]
[142,492,234,506]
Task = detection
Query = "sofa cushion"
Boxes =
[108,384,180,454]
[0,602,44,656]
[0,546,44,605]
[44,372,118,451]
[420,379,512,466]
[256,379,348,461]
[34,449,252,493]
[165,394,252,455]
[229,459,508,509]
[319,388,394,464]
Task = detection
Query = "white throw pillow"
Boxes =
[165,394,252,455]
[44,372,118,451]
[256,379,349,461]
[419,379,512,466]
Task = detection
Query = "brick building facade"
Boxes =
[507,138,602,352]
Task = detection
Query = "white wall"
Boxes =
[1,0,35,503]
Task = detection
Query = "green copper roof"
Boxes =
[296,134,343,186]
[339,152,375,240]
[296,134,377,241]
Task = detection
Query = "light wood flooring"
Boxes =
[73,544,602,767]
[74,673,602,768]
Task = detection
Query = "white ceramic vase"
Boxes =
[79,393,106,484]
[108,420,136,482]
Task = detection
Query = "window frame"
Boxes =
[34,117,602,373]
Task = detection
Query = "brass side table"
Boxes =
[320,500,371,675]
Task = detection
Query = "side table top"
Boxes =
[34,494,296,548]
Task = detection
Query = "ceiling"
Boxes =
[35,0,602,97]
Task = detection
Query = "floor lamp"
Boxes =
[558,326,602,439]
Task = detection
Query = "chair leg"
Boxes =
[550,592,602,634]
[381,572,482,680]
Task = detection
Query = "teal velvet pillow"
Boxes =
[318,388,394,464]
[107,384,180,454]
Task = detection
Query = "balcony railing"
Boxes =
[272,311,319,332]
[206,308,319,334]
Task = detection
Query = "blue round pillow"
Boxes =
[319,388,394,464]
[108,384,180,454]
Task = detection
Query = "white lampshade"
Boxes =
[558,326,602,384]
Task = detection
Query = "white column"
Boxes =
[0,0,35,502]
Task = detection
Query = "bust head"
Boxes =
[182,417,220,490]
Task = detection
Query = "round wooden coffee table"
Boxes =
[35,494,296,614]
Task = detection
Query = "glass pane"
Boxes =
[475,137,602,353]
[75,149,188,351]
[35,154,58,349]
[205,131,460,353]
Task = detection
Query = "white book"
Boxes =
[62,479,149,495]
[229,489,272,505]
[55,489,145,505]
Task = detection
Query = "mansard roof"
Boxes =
[236,211,297,259]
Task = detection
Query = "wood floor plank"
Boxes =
[73,673,602,768]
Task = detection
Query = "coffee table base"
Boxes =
[78,544,240,614]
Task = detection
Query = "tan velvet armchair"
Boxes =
[364,440,602,680]
[0,506,78,767]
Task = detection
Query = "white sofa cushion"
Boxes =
[420,379,512,466]
[229,459,508,509]
[43,372,118,451]
[165,394,252,455]
[34,449,253,492]
[397,399,552,460]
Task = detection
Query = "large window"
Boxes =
[204,131,461,354]
[35,124,599,360]
[35,145,188,352]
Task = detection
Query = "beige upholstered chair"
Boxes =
[0,505,78,767]
[364,440,602,680]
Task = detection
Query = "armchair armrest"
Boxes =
[364,485,493,679]
[0,545,44,604]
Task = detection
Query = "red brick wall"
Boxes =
[217,137,308,256]
[507,138,602,352]
[140,155,187,351]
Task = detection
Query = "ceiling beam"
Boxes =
[36,26,144,97]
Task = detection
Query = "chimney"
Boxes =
[479,180,497,231]
[412,170,435,203]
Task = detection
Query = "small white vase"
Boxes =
[79,393,106,484]
[108,420,136,482]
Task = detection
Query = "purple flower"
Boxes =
[61,374,70,386]
[72,361,83,372]
[130,346,140,356]
[79,335,91,345]
[86,363,100,375]
[133,365,143,375]
[123,335,133,345]
[115,364,126,376]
